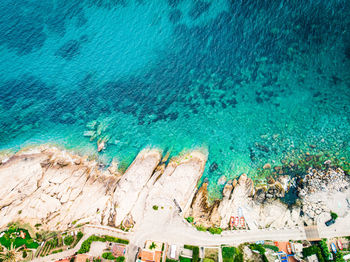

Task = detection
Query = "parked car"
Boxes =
[325,219,335,226]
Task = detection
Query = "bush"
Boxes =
[335,252,345,262]
[166,259,179,262]
[179,257,192,262]
[222,247,237,262]
[263,244,279,252]
[153,205,159,210]
[64,235,74,246]
[102,252,116,260]
[195,225,206,231]
[203,258,214,262]
[51,248,63,254]
[103,235,129,244]
[208,227,222,235]
[249,244,266,254]
[22,250,27,258]
[116,256,126,262]
[320,239,331,260]
[186,217,194,223]
[331,212,338,220]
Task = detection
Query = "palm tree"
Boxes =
[149,242,157,250]
[0,243,23,262]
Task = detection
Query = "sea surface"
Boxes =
[0,0,350,194]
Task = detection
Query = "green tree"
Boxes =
[331,212,338,220]
[64,235,74,246]
[150,242,157,250]
[116,256,126,262]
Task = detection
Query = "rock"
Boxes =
[209,162,218,172]
[324,160,331,165]
[254,188,266,203]
[218,175,227,185]
[263,163,271,169]
[310,144,316,148]
[83,130,95,137]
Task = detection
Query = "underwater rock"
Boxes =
[209,162,218,172]
[217,175,227,185]
[83,130,95,137]
[263,163,271,169]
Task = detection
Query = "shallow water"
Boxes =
[0,0,350,194]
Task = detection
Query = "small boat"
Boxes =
[337,240,343,250]
[230,217,234,229]
[331,243,337,253]
[235,217,239,227]
[287,243,292,254]
[240,217,245,228]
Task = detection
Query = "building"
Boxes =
[112,243,127,258]
[306,254,319,262]
[137,241,163,262]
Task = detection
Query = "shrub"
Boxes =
[222,247,237,262]
[103,235,129,244]
[73,231,84,247]
[153,205,159,210]
[203,258,214,262]
[331,212,338,220]
[208,227,222,235]
[102,252,116,260]
[263,244,279,252]
[166,259,179,262]
[116,256,126,262]
[320,239,331,260]
[249,244,266,255]
[22,250,27,258]
[186,217,194,223]
[51,248,63,254]
[195,225,206,231]
[179,257,192,262]
[64,235,74,246]
[335,252,345,262]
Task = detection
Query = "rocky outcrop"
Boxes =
[188,182,221,227]
[0,146,208,232]
[0,146,119,230]
[113,149,161,226]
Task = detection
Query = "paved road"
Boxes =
[31,211,350,262]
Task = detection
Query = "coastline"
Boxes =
[0,143,349,231]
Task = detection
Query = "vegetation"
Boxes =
[116,256,126,262]
[331,212,338,220]
[0,243,23,262]
[166,259,179,262]
[152,205,159,210]
[203,258,214,262]
[186,217,194,223]
[51,248,63,254]
[208,227,222,235]
[335,252,345,262]
[0,225,39,249]
[73,231,84,247]
[102,252,116,260]
[195,225,206,232]
[320,239,331,260]
[179,256,192,262]
[77,235,129,254]
[263,244,279,252]
[64,235,74,246]
[184,245,199,262]
[150,242,157,250]
[249,244,266,254]
[302,246,325,262]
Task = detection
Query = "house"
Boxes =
[112,243,127,257]
[137,241,163,262]
[306,254,319,262]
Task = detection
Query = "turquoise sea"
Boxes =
[0,0,349,194]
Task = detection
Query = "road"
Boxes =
[31,207,350,262]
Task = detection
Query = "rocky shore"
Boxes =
[0,145,207,231]
[0,145,349,233]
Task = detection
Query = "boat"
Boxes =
[287,243,292,254]
[240,217,245,228]
[337,240,343,250]
[331,243,337,253]
[235,216,239,227]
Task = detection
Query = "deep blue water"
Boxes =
[0,0,350,194]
